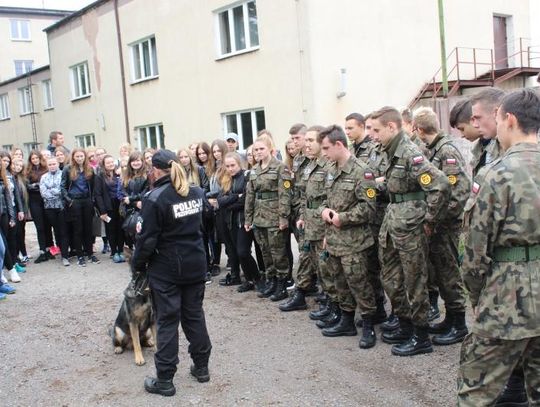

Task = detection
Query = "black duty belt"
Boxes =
[388,191,426,203]
[256,191,278,200]
[493,245,540,262]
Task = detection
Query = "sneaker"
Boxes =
[34,252,49,264]
[9,269,21,283]
[46,250,56,260]
[62,258,70,267]
[77,257,87,267]
[101,243,110,254]
[0,283,16,294]
[205,272,212,285]
[15,263,26,273]
[20,255,30,264]
[118,253,126,263]
[0,292,6,301]
[88,255,101,264]
[112,253,121,263]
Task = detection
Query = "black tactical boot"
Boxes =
[356,297,388,327]
[314,291,326,303]
[144,377,176,397]
[391,325,433,356]
[237,281,255,293]
[495,369,528,407]
[381,318,413,344]
[359,317,376,349]
[219,273,241,286]
[428,310,453,334]
[255,279,266,293]
[304,281,319,297]
[279,289,307,311]
[269,278,288,302]
[190,365,210,383]
[257,277,277,298]
[316,302,341,329]
[432,311,468,345]
[309,296,330,320]
[322,310,357,337]
[380,312,399,332]
[427,290,440,321]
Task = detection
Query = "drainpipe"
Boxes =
[438,0,448,97]
[114,0,130,143]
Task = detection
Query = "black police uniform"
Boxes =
[132,174,212,381]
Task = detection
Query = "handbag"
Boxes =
[92,208,104,237]
[122,209,140,236]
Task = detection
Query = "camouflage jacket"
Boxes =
[379,131,450,246]
[470,138,502,178]
[244,156,292,228]
[291,153,310,218]
[319,155,376,256]
[299,156,329,242]
[426,133,471,224]
[462,142,540,340]
[365,142,389,227]
[408,132,429,156]
[350,136,377,165]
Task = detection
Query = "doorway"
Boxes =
[493,15,509,69]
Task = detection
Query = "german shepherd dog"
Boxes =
[111,268,156,366]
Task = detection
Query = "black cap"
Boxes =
[151,149,178,169]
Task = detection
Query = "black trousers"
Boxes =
[104,200,124,254]
[150,278,212,380]
[45,208,69,258]
[15,219,27,257]
[0,214,15,270]
[66,198,94,257]
[230,223,260,282]
[29,196,54,251]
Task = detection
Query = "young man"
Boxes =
[457,88,540,406]
[449,99,481,142]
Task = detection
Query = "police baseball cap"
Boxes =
[151,149,178,169]
[225,132,238,143]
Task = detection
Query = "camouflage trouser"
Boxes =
[308,240,336,300]
[379,227,430,326]
[428,224,466,313]
[326,250,376,316]
[253,227,289,279]
[457,333,540,406]
[292,224,317,290]
[367,227,385,303]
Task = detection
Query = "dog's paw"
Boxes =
[135,356,146,366]
[114,346,124,354]
[146,339,155,348]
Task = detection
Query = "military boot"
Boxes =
[432,311,468,345]
[255,279,266,293]
[257,277,277,298]
[428,309,453,334]
[427,290,440,321]
[309,296,330,320]
[279,289,307,311]
[381,318,413,344]
[144,377,176,397]
[380,312,399,332]
[322,310,357,337]
[391,325,433,357]
[359,317,376,349]
[356,297,388,327]
[316,302,341,329]
[269,278,288,302]
[495,369,528,407]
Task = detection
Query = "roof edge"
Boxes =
[43,0,110,33]
[0,6,73,17]
[0,65,51,88]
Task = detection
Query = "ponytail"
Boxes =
[170,161,189,197]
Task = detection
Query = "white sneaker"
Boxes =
[0,270,7,284]
[62,258,70,267]
[9,268,21,283]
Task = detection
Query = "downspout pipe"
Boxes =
[114,0,130,143]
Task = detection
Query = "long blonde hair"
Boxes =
[169,161,189,197]
[220,152,244,193]
[177,148,200,186]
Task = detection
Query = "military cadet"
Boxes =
[345,112,387,325]
[372,106,450,357]
[244,136,292,302]
[401,107,429,156]
[457,88,540,406]
[413,107,470,345]
[449,99,481,143]
[280,125,333,312]
[317,125,378,349]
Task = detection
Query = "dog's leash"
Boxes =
[124,271,149,298]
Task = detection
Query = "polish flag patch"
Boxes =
[412,155,424,165]
[364,172,374,179]
[472,182,480,194]
[446,158,457,165]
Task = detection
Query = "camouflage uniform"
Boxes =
[425,133,469,313]
[457,142,540,405]
[351,136,387,304]
[378,131,450,327]
[318,155,377,316]
[299,157,336,299]
[245,157,292,280]
[409,133,430,156]
[470,138,502,178]
[291,153,317,289]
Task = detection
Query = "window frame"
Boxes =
[136,123,165,150]
[10,19,31,41]
[75,134,96,148]
[70,62,91,101]
[2,144,14,151]
[18,86,33,116]
[215,0,259,59]
[14,60,34,76]
[0,94,10,121]
[221,107,265,150]
[129,36,159,84]
[42,79,54,110]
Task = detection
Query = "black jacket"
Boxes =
[0,180,15,222]
[60,165,95,206]
[132,175,206,284]
[217,170,248,228]
[118,176,148,210]
[94,172,120,215]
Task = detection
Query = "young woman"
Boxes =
[95,155,125,263]
[40,157,69,266]
[284,137,299,170]
[26,150,55,263]
[117,151,148,248]
[55,146,69,170]
[244,137,292,301]
[61,148,98,267]
[11,148,24,161]
[188,142,199,157]
[217,152,262,291]
[196,142,213,176]
[11,157,29,264]
[177,148,208,190]
[86,147,98,169]
[144,148,156,188]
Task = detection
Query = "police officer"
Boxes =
[458,89,540,406]
[372,106,450,357]
[132,150,211,397]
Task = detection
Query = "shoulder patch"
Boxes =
[365,188,376,199]
[446,158,457,165]
[283,180,291,189]
[472,182,480,194]
[412,155,424,165]
[448,175,457,185]
[364,171,374,180]
[419,173,432,185]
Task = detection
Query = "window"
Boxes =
[75,134,96,148]
[18,86,33,115]
[2,144,13,151]
[10,20,30,41]
[42,80,53,109]
[14,60,33,76]
[0,94,10,120]
[216,1,259,57]
[24,142,37,156]
[222,108,265,150]
[70,62,91,100]
[130,36,159,82]
[137,124,165,150]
